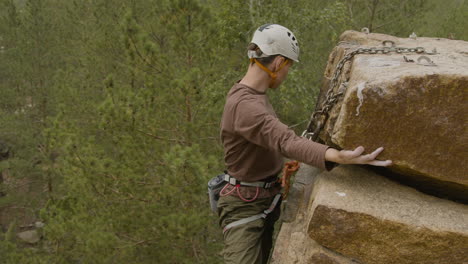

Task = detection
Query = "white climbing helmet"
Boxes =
[248,24,300,62]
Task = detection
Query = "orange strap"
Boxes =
[278,160,300,199]
[250,58,289,87]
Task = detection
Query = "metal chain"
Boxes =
[302,40,437,141]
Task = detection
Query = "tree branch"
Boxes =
[136,129,185,144]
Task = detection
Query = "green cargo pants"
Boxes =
[217,194,281,264]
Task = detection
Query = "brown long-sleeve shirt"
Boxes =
[221,83,330,182]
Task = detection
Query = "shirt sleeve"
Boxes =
[233,98,331,170]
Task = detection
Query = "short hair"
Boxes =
[247,43,278,66]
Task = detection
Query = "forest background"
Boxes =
[0,0,466,263]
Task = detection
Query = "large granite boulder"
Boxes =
[273,31,468,264]
[272,165,468,263]
[305,165,468,264]
[315,31,468,197]
[271,165,357,264]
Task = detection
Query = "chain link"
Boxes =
[303,40,436,141]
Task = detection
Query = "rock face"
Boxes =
[272,31,468,264]
[271,165,357,264]
[316,30,468,196]
[308,165,468,264]
[271,165,468,264]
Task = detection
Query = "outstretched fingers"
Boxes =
[348,146,392,166]
[363,147,392,166]
[332,146,393,167]
[368,159,393,167]
[367,147,384,160]
[342,146,365,160]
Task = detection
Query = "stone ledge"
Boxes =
[307,165,468,264]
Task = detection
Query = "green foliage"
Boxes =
[0,0,466,262]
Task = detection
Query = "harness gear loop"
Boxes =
[220,182,260,202]
[278,161,300,199]
[250,58,290,87]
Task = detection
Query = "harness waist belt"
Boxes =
[223,174,277,189]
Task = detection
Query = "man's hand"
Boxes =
[325,146,392,167]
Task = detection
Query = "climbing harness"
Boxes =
[302,40,438,142]
[208,172,279,212]
[223,193,282,233]
[220,183,260,202]
[219,173,278,202]
[219,173,281,233]
[223,173,278,189]
[220,161,300,233]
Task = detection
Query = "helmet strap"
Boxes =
[250,58,290,88]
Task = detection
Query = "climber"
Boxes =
[218,23,392,264]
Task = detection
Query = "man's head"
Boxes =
[248,23,299,62]
[247,24,299,88]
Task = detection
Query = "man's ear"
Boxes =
[272,56,285,71]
